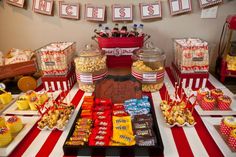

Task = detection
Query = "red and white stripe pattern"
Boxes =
[200,100,215,110]
[8,68,229,157]
[76,71,107,83]
[131,70,164,82]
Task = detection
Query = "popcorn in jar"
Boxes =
[132,42,166,92]
[74,45,107,92]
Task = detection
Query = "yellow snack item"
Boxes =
[6,116,23,134]
[16,95,29,110]
[112,132,136,146]
[0,92,12,105]
[0,127,12,147]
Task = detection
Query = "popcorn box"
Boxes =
[171,62,209,90]
[36,42,76,76]
[97,37,144,68]
[173,38,209,73]
[41,68,76,91]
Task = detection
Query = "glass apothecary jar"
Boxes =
[74,45,107,92]
[131,42,166,92]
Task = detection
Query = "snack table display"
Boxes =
[0,67,233,157]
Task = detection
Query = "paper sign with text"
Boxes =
[140,1,162,20]
[112,4,133,21]
[85,4,105,21]
[7,0,25,8]
[198,0,223,8]
[33,0,54,15]
[59,1,79,19]
[169,0,192,16]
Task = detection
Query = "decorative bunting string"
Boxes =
[4,0,224,21]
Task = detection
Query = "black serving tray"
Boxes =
[63,97,164,156]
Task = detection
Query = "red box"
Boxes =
[41,68,76,91]
[171,62,209,90]
[97,37,144,68]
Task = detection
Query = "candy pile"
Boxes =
[66,118,92,146]
[132,114,156,146]
[111,116,135,146]
[124,96,151,116]
[197,88,232,110]
[89,98,112,146]
[66,96,158,147]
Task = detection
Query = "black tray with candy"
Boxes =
[63,96,164,156]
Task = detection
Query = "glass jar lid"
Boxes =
[133,42,166,62]
[78,44,102,57]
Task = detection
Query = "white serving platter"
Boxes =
[0,116,39,156]
[202,117,236,157]
[3,91,60,116]
[187,88,236,116]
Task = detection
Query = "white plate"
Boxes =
[0,95,19,115]
[3,91,60,116]
[202,117,236,157]
[0,116,39,157]
[187,88,236,116]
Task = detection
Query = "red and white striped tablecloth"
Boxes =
[8,68,230,157]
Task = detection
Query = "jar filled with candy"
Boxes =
[74,45,107,92]
[131,42,166,92]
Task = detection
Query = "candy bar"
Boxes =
[113,110,128,116]
[93,105,111,111]
[134,129,154,137]
[70,136,88,142]
[135,136,156,146]
[72,131,89,137]
[133,121,152,129]
[95,98,112,106]
[133,114,153,122]
[66,141,84,146]
[75,127,91,133]
[89,139,109,146]
[112,133,136,146]
[94,119,111,127]
[113,104,125,110]
[113,116,131,125]
[81,110,92,118]
[83,96,94,102]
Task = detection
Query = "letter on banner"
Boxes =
[112,4,133,21]
[198,0,223,8]
[139,1,162,20]
[7,0,25,8]
[33,0,54,15]
[85,4,105,21]
[169,0,192,16]
[59,1,79,19]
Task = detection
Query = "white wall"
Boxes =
[0,0,236,69]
